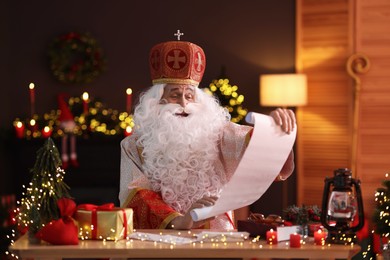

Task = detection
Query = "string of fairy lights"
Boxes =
[373,173,390,238]
[5,169,390,258]
[206,78,248,124]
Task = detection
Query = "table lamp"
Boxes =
[259,73,307,211]
[260,73,307,107]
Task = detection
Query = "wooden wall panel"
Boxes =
[296,0,352,207]
[355,0,390,219]
[297,0,390,226]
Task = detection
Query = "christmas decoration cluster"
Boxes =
[13,94,134,139]
[283,205,321,226]
[16,138,71,235]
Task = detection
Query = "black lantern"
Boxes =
[320,168,365,244]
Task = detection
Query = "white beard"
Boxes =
[135,93,229,214]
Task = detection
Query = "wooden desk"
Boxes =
[9,230,361,260]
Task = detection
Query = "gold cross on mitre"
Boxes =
[174,29,184,41]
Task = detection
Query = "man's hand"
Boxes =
[270,108,296,134]
[169,196,218,230]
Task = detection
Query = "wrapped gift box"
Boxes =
[75,205,133,241]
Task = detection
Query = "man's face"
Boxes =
[161,84,195,107]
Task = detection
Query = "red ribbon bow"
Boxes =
[77,203,128,239]
[35,198,79,245]
[77,203,115,211]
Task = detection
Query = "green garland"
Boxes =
[48,32,106,84]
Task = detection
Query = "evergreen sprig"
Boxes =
[283,205,321,225]
[18,138,71,234]
[373,177,390,237]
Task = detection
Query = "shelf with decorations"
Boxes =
[13,91,134,141]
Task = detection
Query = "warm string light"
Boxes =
[207,78,248,123]
[373,172,390,238]
[16,144,69,235]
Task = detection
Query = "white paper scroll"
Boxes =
[190,112,297,222]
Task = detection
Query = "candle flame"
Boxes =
[16,121,23,128]
[30,119,36,126]
[43,126,50,133]
[82,92,89,101]
[29,83,35,90]
[126,88,132,95]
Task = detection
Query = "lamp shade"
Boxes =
[260,74,307,107]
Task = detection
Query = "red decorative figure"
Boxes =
[58,93,79,169]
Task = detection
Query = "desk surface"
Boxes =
[10,230,361,260]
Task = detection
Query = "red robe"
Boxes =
[119,122,253,229]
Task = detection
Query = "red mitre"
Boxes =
[149,40,206,86]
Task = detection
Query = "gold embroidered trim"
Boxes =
[122,187,140,208]
[160,212,182,229]
[152,78,199,86]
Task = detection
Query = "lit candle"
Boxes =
[29,83,35,116]
[41,126,52,138]
[126,88,132,114]
[309,223,323,236]
[14,120,25,138]
[29,119,37,133]
[289,233,301,248]
[314,229,327,245]
[266,229,277,244]
[82,92,89,114]
[124,126,132,137]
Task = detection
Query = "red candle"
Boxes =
[309,223,323,236]
[126,88,132,114]
[29,119,38,133]
[29,83,35,116]
[14,121,25,138]
[289,233,301,248]
[41,126,52,138]
[82,92,89,114]
[124,126,132,137]
[314,229,327,245]
[266,229,277,244]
